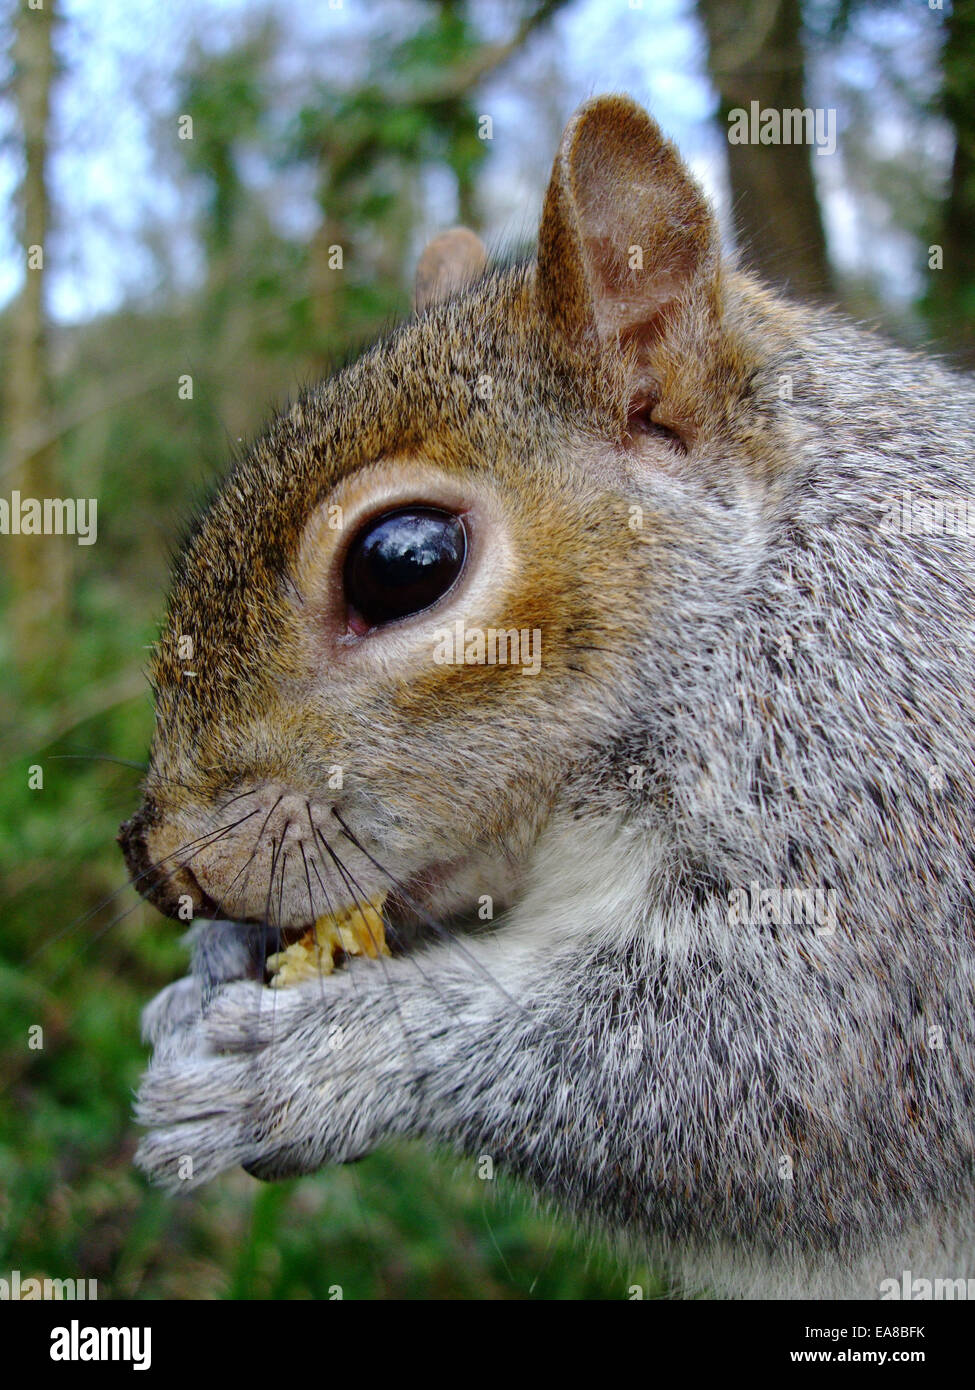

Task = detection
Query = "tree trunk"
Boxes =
[5,0,67,670]
[928,0,975,366]
[697,0,833,300]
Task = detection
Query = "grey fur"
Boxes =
[133,99,975,1298]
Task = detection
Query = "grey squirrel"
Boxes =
[122,95,975,1299]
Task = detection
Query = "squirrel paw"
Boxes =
[135,976,371,1190]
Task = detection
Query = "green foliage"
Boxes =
[180,22,277,257]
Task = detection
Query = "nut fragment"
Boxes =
[267,893,389,988]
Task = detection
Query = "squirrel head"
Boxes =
[119,95,781,933]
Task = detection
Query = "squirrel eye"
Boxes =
[343,507,467,629]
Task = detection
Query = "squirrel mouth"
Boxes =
[191,872,486,994]
[187,850,488,994]
[264,893,391,987]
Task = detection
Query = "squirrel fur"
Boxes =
[123,95,975,1299]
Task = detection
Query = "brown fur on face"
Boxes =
[122,97,784,932]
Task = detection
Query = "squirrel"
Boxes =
[121,95,975,1299]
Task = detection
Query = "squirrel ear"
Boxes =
[536,96,719,349]
[414,227,487,312]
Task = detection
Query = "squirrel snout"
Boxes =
[118,805,218,920]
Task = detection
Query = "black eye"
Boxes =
[344,507,467,628]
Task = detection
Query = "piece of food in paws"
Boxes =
[266,893,389,987]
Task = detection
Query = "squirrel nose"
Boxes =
[118,804,218,920]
